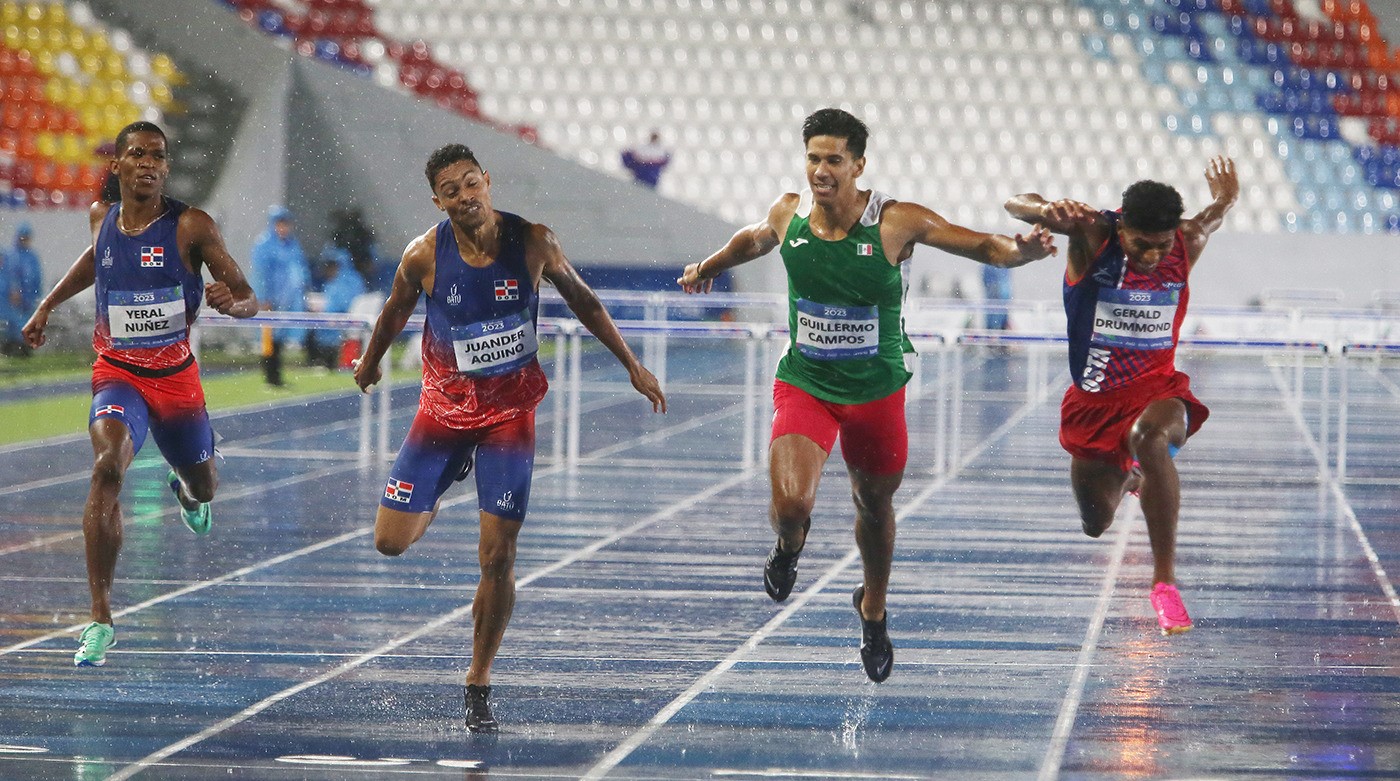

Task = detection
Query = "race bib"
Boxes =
[108,286,186,348]
[794,298,879,360]
[1091,288,1177,350]
[451,310,539,376]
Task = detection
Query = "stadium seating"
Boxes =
[352,0,1314,230]
[24,0,1400,235]
[0,0,183,208]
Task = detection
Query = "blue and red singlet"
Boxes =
[1063,210,1190,394]
[89,197,214,466]
[380,212,546,520]
[418,212,548,430]
[93,197,203,370]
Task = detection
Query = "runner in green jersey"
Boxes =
[679,108,1056,682]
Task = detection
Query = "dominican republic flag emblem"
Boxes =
[140,246,165,267]
[94,404,125,417]
[384,477,414,503]
[856,243,873,256]
[494,279,519,301]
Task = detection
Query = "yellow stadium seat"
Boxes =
[42,2,66,28]
[150,82,173,107]
[59,133,86,164]
[150,53,184,85]
[34,131,57,158]
[104,53,128,79]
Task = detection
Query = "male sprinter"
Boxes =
[678,108,1055,681]
[354,144,665,731]
[1004,156,1239,634]
[23,121,259,666]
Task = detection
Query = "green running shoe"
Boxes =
[168,469,211,535]
[74,622,115,667]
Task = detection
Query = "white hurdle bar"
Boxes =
[192,311,1339,478]
[1337,341,1400,484]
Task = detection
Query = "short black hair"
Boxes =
[114,121,167,155]
[1120,180,1184,232]
[425,144,482,190]
[802,108,868,158]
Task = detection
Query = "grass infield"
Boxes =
[0,349,407,446]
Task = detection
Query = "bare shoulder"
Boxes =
[176,206,226,253]
[178,205,218,233]
[401,225,438,266]
[523,219,557,248]
[768,192,800,221]
[87,200,110,223]
[879,199,934,225]
[763,192,801,238]
[880,200,949,241]
[87,200,110,237]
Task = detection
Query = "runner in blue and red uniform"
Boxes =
[353,144,666,733]
[1005,156,1239,635]
[22,121,259,666]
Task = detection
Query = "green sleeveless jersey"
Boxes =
[774,190,913,404]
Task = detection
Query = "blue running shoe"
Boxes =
[168,470,211,535]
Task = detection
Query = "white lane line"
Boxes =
[106,468,758,781]
[579,546,859,781]
[0,530,81,556]
[0,458,359,560]
[1270,365,1400,625]
[713,771,927,779]
[3,384,743,656]
[581,376,1057,780]
[1035,505,1135,781]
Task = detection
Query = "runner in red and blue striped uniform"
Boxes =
[353,144,665,733]
[1005,156,1239,635]
[22,122,259,667]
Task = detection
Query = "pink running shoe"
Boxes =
[1149,582,1193,635]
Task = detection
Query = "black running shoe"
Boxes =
[464,684,499,733]
[852,586,893,683]
[763,542,801,602]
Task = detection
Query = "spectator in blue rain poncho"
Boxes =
[982,263,1012,331]
[306,244,365,369]
[4,223,42,356]
[0,248,14,356]
[250,206,309,386]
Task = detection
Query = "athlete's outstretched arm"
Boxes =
[22,246,95,350]
[354,238,428,392]
[1182,156,1239,265]
[1004,194,1104,282]
[677,193,793,293]
[22,202,106,349]
[183,208,258,318]
[1004,194,1104,234]
[536,225,666,413]
[885,201,1056,268]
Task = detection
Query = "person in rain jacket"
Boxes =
[5,222,42,355]
[250,206,309,385]
[307,244,365,369]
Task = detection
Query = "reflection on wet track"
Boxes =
[1,345,1396,779]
